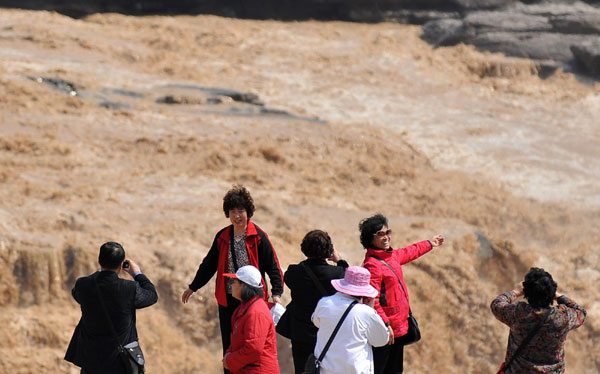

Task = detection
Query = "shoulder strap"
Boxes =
[317,300,358,362]
[504,309,552,371]
[368,254,410,305]
[93,277,124,348]
[238,296,261,318]
[301,263,328,297]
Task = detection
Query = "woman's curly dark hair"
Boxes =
[301,230,334,259]
[223,185,255,219]
[523,267,557,308]
[358,214,388,249]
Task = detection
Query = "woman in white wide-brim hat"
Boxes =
[311,266,390,374]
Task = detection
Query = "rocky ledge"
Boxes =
[420,1,600,78]
[4,0,600,78]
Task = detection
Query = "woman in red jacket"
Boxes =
[181,185,283,370]
[223,265,280,374]
[360,214,444,374]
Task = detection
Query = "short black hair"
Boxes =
[223,185,255,219]
[240,282,264,302]
[523,267,557,308]
[358,214,388,249]
[98,242,125,270]
[301,230,334,259]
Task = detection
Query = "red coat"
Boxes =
[225,297,280,374]
[362,240,432,337]
[189,221,284,307]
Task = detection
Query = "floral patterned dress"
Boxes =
[491,291,586,374]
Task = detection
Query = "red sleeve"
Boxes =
[225,310,270,371]
[394,240,433,265]
[363,259,389,325]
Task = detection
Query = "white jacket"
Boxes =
[312,292,389,374]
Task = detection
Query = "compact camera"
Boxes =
[123,260,130,269]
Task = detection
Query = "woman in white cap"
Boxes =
[311,266,389,374]
[222,265,280,374]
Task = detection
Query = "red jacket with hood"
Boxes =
[189,221,283,307]
[225,296,280,374]
[362,240,432,337]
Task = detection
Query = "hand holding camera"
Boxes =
[122,258,141,277]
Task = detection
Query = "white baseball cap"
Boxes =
[223,265,263,288]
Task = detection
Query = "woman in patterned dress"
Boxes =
[491,267,586,374]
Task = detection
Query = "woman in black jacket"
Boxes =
[280,230,349,374]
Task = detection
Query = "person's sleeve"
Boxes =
[311,298,324,328]
[557,295,587,330]
[363,260,389,325]
[366,309,390,347]
[284,265,295,289]
[71,278,83,304]
[225,312,270,372]
[336,259,349,269]
[134,273,158,309]
[490,291,518,325]
[188,235,220,292]
[395,240,433,265]
[257,229,284,297]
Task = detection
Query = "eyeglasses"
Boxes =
[373,229,392,238]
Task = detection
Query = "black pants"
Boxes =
[373,340,404,374]
[218,293,241,374]
[291,339,315,374]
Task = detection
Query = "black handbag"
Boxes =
[368,255,421,345]
[303,301,358,374]
[94,278,146,374]
[398,311,420,345]
[275,307,293,338]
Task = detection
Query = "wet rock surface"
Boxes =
[421,1,600,77]
[27,76,326,124]
[571,40,600,76]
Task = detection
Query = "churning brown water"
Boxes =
[0,9,598,374]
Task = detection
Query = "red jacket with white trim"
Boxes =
[362,240,432,337]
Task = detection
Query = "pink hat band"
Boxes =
[331,266,378,298]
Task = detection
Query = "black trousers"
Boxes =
[291,339,315,374]
[218,293,241,374]
[373,340,404,374]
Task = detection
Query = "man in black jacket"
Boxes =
[65,242,158,374]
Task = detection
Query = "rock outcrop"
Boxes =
[420,2,600,77]
[4,0,600,78]
[571,40,600,76]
